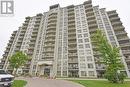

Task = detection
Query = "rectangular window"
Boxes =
[78,44,84,49]
[88,63,94,68]
[77,30,82,33]
[84,38,89,42]
[78,39,83,43]
[81,71,87,76]
[86,50,91,54]
[85,44,90,48]
[88,71,95,76]
[84,33,88,37]
[78,34,82,38]
[87,56,93,61]
[83,29,87,32]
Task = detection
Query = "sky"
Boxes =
[0,0,130,58]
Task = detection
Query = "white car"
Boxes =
[0,69,14,87]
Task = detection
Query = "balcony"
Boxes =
[48,15,57,20]
[44,44,54,48]
[87,19,96,23]
[120,43,130,47]
[68,16,75,20]
[23,23,28,27]
[26,52,33,55]
[16,44,21,47]
[85,7,93,12]
[68,59,78,63]
[48,19,57,23]
[30,38,36,41]
[46,30,56,34]
[26,16,31,20]
[46,35,56,38]
[6,46,11,49]
[68,53,78,57]
[34,23,40,26]
[68,37,76,41]
[35,19,41,23]
[111,21,122,26]
[43,55,54,58]
[36,16,42,20]
[47,24,56,28]
[68,66,78,70]
[86,12,94,17]
[68,19,75,23]
[88,24,98,29]
[47,27,56,31]
[29,42,35,45]
[110,16,120,21]
[44,39,55,43]
[93,51,101,55]
[67,6,74,12]
[28,47,34,50]
[68,13,75,17]
[115,31,127,35]
[68,24,75,28]
[68,48,77,51]
[68,33,76,37]
[4,50,9,53]
[68,28,75,32]
[108,12,118,18]
[125,58,130,62]
[117,37,129,41]
[89,28,97,32]
[9,39,14,43]
[32,30,38,33]
[17,39,23,43]
[122,50,130,55]
[84,1,92,7]
[43,50,54,53]
[31,34,37,37]
[113,26,125,31]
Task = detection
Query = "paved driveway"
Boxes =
[16,77,84,87]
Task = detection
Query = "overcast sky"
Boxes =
[0,0,130,58]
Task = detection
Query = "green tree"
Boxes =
[9,51,28,75]
[91,30,125,83]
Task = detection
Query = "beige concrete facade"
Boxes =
[0,0,130,78]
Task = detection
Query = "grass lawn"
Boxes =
[12,80,27,87]
[72,80,130,87]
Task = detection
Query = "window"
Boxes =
[83,29,87,32]
[84,33,88,37]
[88,71,95,76]
[85,44,90,48]
[80,56,85,61]
[109,36,115,41]
[87,56,93,61]
[79,50,84,55]
[84,38,89,42]
[81,71,86,76]
[78,39,83,43]
[88,63,94,68]
[77,30,82,33]
[78,34,82,38]
[86,50,91,54]
[78,44,84,49]
[107,31,113,36]
[80,63,86,69]
[63,71,67,76]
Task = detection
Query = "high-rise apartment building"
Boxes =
[0,0,130,78]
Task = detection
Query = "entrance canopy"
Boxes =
[37,61,53,65]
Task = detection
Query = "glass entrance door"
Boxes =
[44,68,50,76]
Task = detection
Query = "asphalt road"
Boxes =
[16,77,84,87]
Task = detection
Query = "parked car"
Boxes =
[0,69,14,87]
